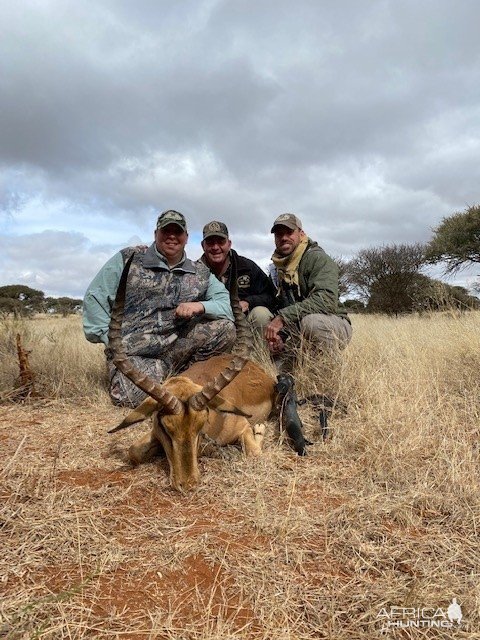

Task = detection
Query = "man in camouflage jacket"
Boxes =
[83,210,235,406]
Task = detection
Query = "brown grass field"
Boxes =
[0,312,479,639]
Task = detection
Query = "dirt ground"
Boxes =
[0,400,343,638]
[1,395,478,639]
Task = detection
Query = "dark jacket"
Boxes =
[274,240,349,324]
[202,249,277,313]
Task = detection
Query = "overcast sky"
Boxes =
[1,0,479,298]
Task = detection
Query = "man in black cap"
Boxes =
[201,220,277,333]
[265,213,352,362]
[83,210,235,406]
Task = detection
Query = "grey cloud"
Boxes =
[1,0,479,295]
[0,1,278,174]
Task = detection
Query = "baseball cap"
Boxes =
[156,210,187,232]
[270,213,303,233]
[202,220,229,240]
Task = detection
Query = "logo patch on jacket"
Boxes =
[237,275,250,289]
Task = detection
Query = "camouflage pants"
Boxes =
[106,318,236,407]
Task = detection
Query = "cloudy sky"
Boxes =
[1,0,479,298]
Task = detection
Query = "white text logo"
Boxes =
[377,600,463,633]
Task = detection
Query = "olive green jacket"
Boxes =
[275,240,349,325]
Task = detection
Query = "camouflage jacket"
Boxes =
[83,243,233,350]
[120,245,214,356]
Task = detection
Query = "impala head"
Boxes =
[108,253,253,491]
[133,376,249,492]
[152,377,208,492]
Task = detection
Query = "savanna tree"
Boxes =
[0,285,45,316]
[333,256,352,299]
[345,243,426,314]
[407,274,479,312]
[44,297,83,316]
[425,204,480,274]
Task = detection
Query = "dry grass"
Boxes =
[1,311,479,639]
[0,315,108,402]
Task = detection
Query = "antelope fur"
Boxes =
[125,361,274,491]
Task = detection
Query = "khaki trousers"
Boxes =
[249,307,352,351]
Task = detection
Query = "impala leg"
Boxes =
[241,423,265,457]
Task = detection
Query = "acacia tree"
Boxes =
[0,285,45,316]
[0,297,23,317]
[0,286,82,316]
[403,274,479,312]
[333,256,352,298]
[345,243,426,315]
[347,243,424,314]
[425,204,480,273]
[44,297,83,316]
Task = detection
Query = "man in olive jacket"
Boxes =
[265,213,352,359]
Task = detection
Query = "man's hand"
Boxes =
[239,300,250,313]
[265,315,284,339]
[175,302,204,319]
[265,315,285,352]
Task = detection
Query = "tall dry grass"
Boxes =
[0,314,107,402]
[0,311,479,639]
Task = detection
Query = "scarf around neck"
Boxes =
[271,235,309,295]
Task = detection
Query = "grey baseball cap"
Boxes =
[202,220,229,240]
[156,210,187,232]
[270,213,303,233]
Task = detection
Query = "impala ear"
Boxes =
[207,394,252,419]
[108,397,159,433]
